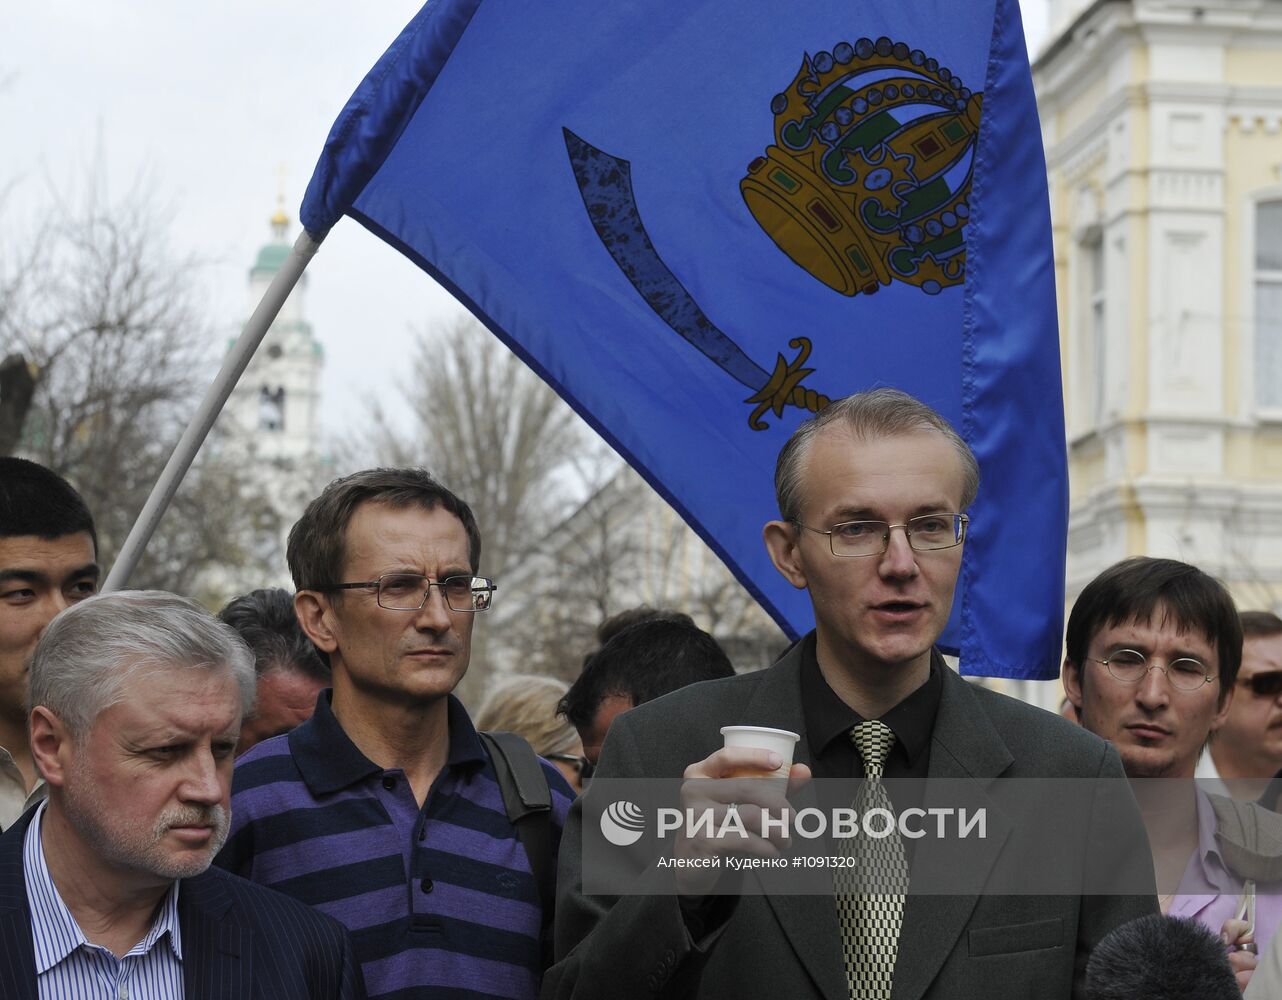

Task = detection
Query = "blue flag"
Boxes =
[301,0,1067,679]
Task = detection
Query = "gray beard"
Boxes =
[61,759,230,880]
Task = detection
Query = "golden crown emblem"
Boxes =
[741,37,982,298]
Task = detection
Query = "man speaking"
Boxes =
[0,591,363,999]
[547,388,1154,999]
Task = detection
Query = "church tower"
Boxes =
[226,197,324,464]
[216,193,327,591]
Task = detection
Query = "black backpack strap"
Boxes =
[479,730,556,956]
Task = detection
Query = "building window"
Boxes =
[1072,231,1105,434]
[1088,237,1106,425]
[259,385,286,431]
[1257,199,1282,410]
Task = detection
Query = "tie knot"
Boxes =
[850,720,895,777]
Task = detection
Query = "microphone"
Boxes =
[1086,914,1239,1000]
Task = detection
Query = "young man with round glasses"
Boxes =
[214,468,573,1000]
[1062,557,1282,989]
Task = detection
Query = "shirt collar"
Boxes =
[1190,786,1234,889]
[801,633,943,766]
[140,880,183,963]
[290,689,487,796]
[1170,787,1236,899]
[0,746,46,810]
[23,801,183,973]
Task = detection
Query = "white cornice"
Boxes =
[1039,0,1282,89]
[1045,86,1137,171]
[1036,12,1138,104]
[1137,0,1282,34]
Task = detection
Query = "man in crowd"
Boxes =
[0,458,99,832]
[559,616,735,766]
[593,605,694,648]
[1063,557,1282,988]
[1197,611,1282,802]
[216,468,573,1000]
[218,587,331,755]
[0,590,363,997]
[546,388,1153,999]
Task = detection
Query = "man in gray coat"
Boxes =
[545,388,1155,999]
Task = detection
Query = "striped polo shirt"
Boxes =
[24,801,184,999]
[215,692,572,1000]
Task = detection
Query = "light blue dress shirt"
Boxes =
[23,801,185,999]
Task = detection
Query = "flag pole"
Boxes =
[102,228,324,592]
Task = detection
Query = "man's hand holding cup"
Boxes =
[673,726,811,895]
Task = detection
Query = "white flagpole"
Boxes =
[102,229,324,592]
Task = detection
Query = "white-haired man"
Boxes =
[0,591,365,999]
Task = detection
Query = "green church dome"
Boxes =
[253,242,290,274]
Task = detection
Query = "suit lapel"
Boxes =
[741,645,850,1000]
[180,873,254,999]
[0,811,40,994]
[0,813,262,999]
[731,646,1020,1000]
[890,670,1014,1000]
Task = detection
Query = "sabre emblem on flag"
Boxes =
[564,127,831,431]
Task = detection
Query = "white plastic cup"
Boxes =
[719,725,801,780]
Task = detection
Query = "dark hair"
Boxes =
[287,468,482,590]
[1065,557,1243,702]
[0,457,97,553]
[1240,609,1282,640]
[217,588,329,682]
[559,618,735,730]
[596,606,695,646]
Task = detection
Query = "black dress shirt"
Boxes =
[799,633,943,863]
[800,632,943,782]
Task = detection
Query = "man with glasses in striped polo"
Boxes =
[215,468,573,1000]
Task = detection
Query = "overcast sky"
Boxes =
[4,1,1051,444]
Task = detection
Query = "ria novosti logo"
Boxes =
[600,800,646,846]
[597,798,987,846]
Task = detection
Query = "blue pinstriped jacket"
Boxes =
[0,807,366,1000]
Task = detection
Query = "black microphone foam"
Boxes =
[1086,914,1239,1000]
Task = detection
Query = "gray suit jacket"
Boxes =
[544,639,1156,1000]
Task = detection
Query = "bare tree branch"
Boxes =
[2,174,284,595]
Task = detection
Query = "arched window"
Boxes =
[258,385,286,431]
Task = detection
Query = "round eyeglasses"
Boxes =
[318,573,496,612]
[1088,649,1217,692]
[796,513,968,558]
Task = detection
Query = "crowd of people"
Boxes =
[3,386,1282,997]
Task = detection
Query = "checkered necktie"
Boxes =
[836,720,909,1000]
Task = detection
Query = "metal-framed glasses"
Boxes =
[1088,649,1217,692]
[320,573,497,612]
[546,753,595,785]
[796,513,969,558]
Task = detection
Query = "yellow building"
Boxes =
[1034,0,1282,617]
